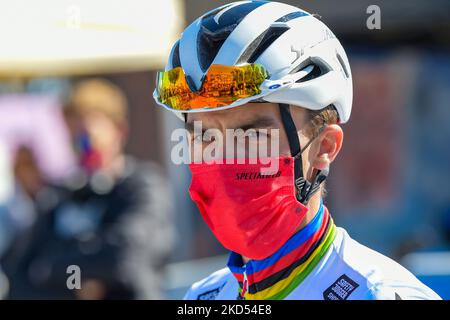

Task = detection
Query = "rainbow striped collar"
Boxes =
[227,202,336,300]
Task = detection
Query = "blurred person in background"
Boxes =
[3,79,174,299]
[1,142,53,296]
[1,146,50,270]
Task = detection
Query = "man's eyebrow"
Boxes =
[185,116,277,132]
[234,117,277,131]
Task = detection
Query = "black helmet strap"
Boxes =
[278,103,328,204]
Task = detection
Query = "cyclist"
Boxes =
[153,1,441,300]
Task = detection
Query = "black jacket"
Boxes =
[2,157,174,299]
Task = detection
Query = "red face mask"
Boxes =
[188,157,308,260]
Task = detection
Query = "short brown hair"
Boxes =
[306,105,339,138]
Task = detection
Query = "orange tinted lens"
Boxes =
[156,64,268,110]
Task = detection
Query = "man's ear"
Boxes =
[312,124,343,170]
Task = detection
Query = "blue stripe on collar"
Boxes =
[228,200,325,275]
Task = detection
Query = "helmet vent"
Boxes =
[197,1,267,72]
[294,64,322,83]
[237,25,289,65]
[236,10,309,65]
[275,11,309,23]
[171,41,181,68]
[336,52,350,78]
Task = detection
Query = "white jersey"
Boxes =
[184,227,441,300]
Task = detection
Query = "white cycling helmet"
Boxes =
[154,1,353,203]
[155,0,353,123]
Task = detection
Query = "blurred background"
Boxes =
[0,0,449,300]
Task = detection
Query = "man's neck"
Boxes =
[242,192,322,264]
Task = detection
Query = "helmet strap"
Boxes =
[278,103,328,204]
